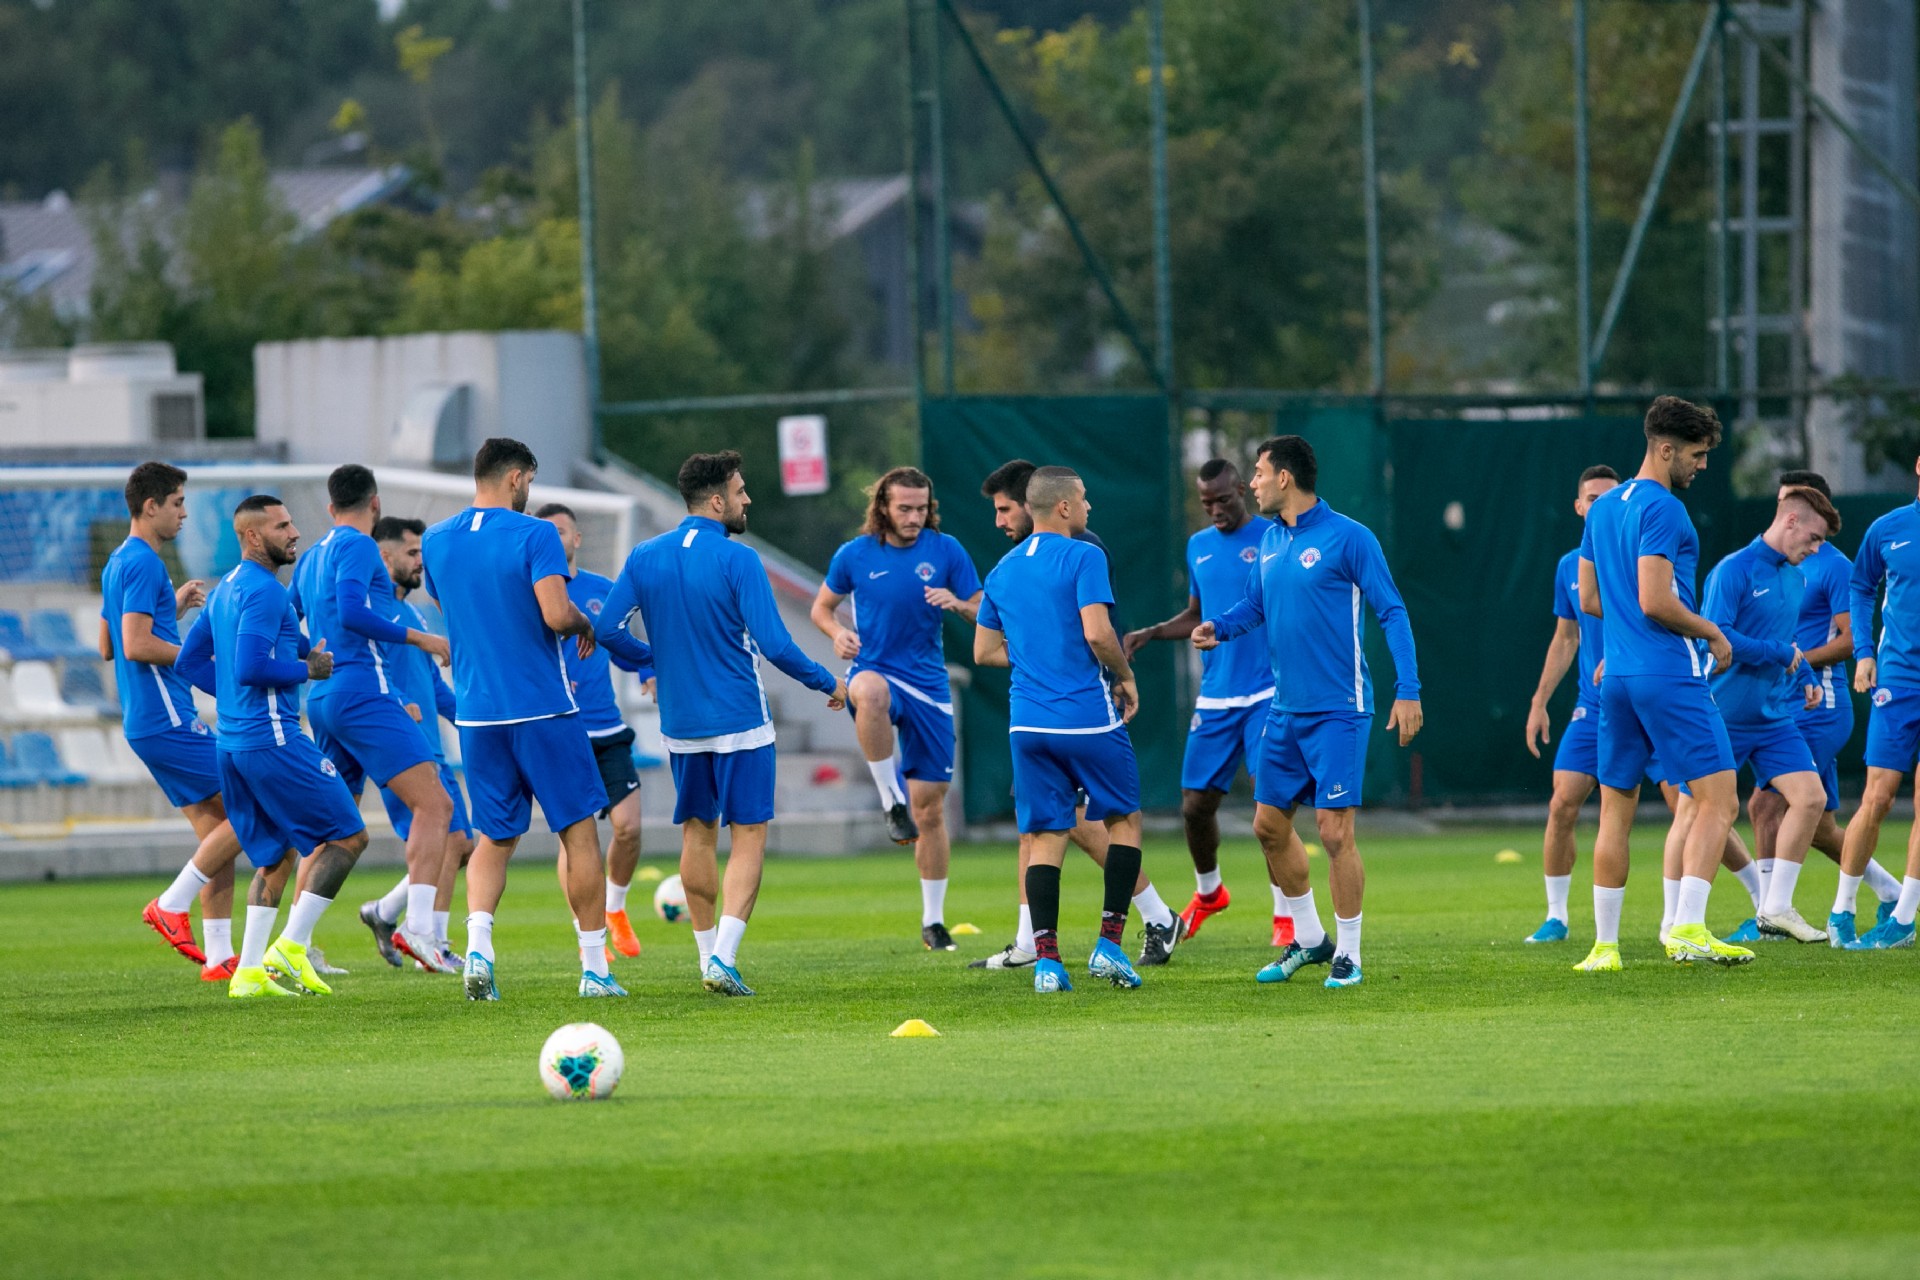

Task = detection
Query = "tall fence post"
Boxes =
[1358,0,1385,395]
[1148,0,1175,391]
[571,0,603,454]
[1572,0,1592,402]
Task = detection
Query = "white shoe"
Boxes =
[1758,908,1828,944]
[396,924,460,974]
[967,944,1037,970]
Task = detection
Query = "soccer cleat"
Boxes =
[606,908,642,958]
[1724,917,1764,944]
[1032,957,1073,993]
[200,956,238,982]
[436,943,462,972]
[701,956,755,997]
[227,965,298,999]
[142,899,206,964]
[463,951,499,1001]
[1272,914,1295,947]
[1137,913,1185,966]
[922,922,957,951]
[309,946,349,976]
[1876,898,1898,929]
[884,802,919,846]
[1089,937,1143,988]
[1665,922,1755,966]
[1757,909,1828,944]
[1324,955,1363,988]
[1844,917,1916,950]
[264,937,333,994]
[967,943,1036,970]
[1573,941,1623,972]
[579,970,629,997]
[1256,936,1335,983]
[1525,917,1570,944]
[1179,885,1231,939]
[395,924,459,975]
[357,901,404,968]
[1827,911,1858,949]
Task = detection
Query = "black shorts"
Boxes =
[591,726,641,819]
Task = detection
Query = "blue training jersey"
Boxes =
[1185,517,1274,703]
[1208,499,1419,716]
[1701,537,1806,725]
[1796,540,1851,712]
[564,569,653,737]
[99,536,199,739]
[597,515,835,750]
[978,531,1120,733]
[1553,547,1605,710]
[823,529,981,700]
[1580,477,1707,681]
[421,507,578,725]
[1849,501,1920,692]
[290,525,402,701]
[200,561,308,751]
[384,598,454,762]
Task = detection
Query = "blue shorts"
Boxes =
[1010,727,1140,834]
[847,674,956,783]
[1726,718,1819,789]
[460,716,606,840]
[1254,711,1369,810]
[671,744,776,826]
[1181,700,1268,793]
[126,720,220,808]
[379,762,471,841]
[1552,703,1602,777]
[1789,693,1853,810]
[1598,674,1734,790]
[1864,686,1920,774]
[307,691,435,796]
[218,738,366,869]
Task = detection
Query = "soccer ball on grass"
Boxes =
[653,873,688,923]
[539,1022,624,1101]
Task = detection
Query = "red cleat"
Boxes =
[606,909,642,958]
[200,956,238,982]
[142,899,206,964]
[1179,885,1231,939]
[1272,914,1295,947]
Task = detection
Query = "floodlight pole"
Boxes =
[571,0,603,454]
[903,0,926,403]
[1358,0,1384,396]
[1572,0,1592,402]
[1148,0,1174,392]
[930,5,955,395]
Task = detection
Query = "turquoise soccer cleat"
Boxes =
[1724,918,1763,944]
[1844,917,1915,951]
[1324,955,1363,989]
[1256,936,1335,984]
[1032,957,1072,993]
[579,970,629,997]
[1876,899,1898,929]
[1826,911,1858,949]
[1088,937,1142,989]
[701,956,755,997]
[1524,918,1569,944]
[463,951,499,1002]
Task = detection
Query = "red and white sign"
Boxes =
[777,414,829,496]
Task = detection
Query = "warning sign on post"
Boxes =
[778,414,829,496]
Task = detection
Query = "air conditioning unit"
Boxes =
[0,344,204,450]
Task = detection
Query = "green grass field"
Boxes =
[3,825,1917,1279]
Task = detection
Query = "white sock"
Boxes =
[606,880,629,913]
[1286,890,1326,948]
[203,918,234,967]
[282,891,332,947]
[157,861,211,914]
[867,758,906,808]
[1132,883,1175,929]
[1833,872,1865,916]
[376,876,408,925]
[1896,877,1920,927]
[1660,877,1681,932]
[1271,882,1288,916]
[1195,867,1223,895]
[1762,859,1802,917]
[1732,862,1763,912]
[1864,859,1902,902]
[434,910,451,945]
[1334,913,1362,965]
[1594,885,1625,946]
[578,925,608,975]
[1544,874,1572,924]
[920,878,947,927]
[240,904,277,969]
[1756,857,1776,889]
[466,911,495,962]
[1015,904,1035,953]
[1676,875,1712,927]
[694,926,718,972]
[713,914,748,966]
[406,882,436,934]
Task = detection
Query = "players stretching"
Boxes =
[809,466,981,950]
[975,466,1149,993]
[178,497,370,998]
[538,502,655,959]
[597,451,846,996]
[1125,457,1298,947]
[421,438,621,1000]
[107,462,244,980]
[1196,435,1422,990]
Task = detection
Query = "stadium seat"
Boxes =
[0,611,50,662]
[9,661,96,723]
[58,728,145,785]
[60,662,118,717]
[11,731,85,786]
[30,610,95,659]
[0,739,36,789]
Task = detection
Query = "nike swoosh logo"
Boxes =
[1196,554,1213,564]
[1894,541,1912,550]
[1752,588,1770,596]
[1325,787,1347,799]
[868,571,889,578]
[1263,553,1280,563]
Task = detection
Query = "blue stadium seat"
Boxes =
[29,610,94,659]
[12,731,85,786]
[0,739,34,788]
[60,662,118,717]
[0,612,50,662]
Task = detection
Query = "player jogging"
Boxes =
[596,450,847,997]
[107,461,244,980]
[975,466,1150,993]
[291,465,454,974]
[1124,457,1299,948]
[809,466,981,951]
[420,438,622,1000]
[177,496,370,998]
[1196,435,1422,991]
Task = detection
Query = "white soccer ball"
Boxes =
[539,1022,624,1101]
[653,873,687,923]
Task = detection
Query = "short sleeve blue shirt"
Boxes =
[564,569,628,736]
[979,532,1118,732]
[1553,547,1604,709]
[205,561,307,751]
[1580,478,1707,680]
[290,525,401,701]
[1186,518,1273,701]
[100,536,198,739]
[823,529,981,698]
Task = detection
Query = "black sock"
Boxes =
[1102,843,1142,942]
[1026,863,1061,960]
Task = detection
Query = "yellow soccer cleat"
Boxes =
[228,965,298,999]
[1665,922,1755,966]
[1572,942,1622,972]
[264,937,334,994]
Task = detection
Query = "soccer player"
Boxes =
[1124,458,1299,948]
[597,450,846,997]
[291,465,455,974]
[1573,396,1752,971]
[420,438,622,1000]
[358,516,474,973]
[1195,435,1422,990]
[537,502,655,960]
[176,496,370,998]
[1837,454,1920,950]
[809,466,981,950]
[106,461,244,980]
[975,466,1150,993]
[1697,487,1842,942]
[968,458,1182,971]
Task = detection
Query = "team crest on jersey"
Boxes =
[915,561,935,582]
[1239,545,1258,563]
[1571,706,1587,721]
[586,597,603,616]
[1874,688,1893,707]
[190,720,209,735]
[320,757,339,777]
[1298,547,1322,568]
[1190,712,1203,732]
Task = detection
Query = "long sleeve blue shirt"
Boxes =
[1849,500,1920,691]
[290,525,409,703]
[1701,536,1806,725]
[181,561,311,751]
[1207,499,1419,716]
[565,568,654,737]
[597,515,835,750]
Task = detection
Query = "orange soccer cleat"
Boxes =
[200,956,239,982]
[142,899,206,964]
[1271,914,1296,948]
[606,908,642,958]
[1179,885,1231,940]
